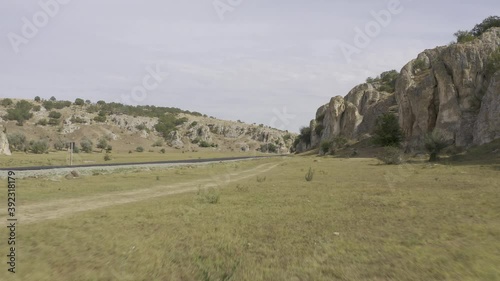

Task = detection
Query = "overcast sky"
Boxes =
[1,0,498,132]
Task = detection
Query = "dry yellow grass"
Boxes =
[0,155,499,280]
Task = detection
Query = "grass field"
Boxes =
[0,153,499,280]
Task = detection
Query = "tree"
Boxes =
[5,100,33,125]
[80,138,93,153]
[50,96,56,101]
[34,96,41,102]
[471,16,500,37]
[454,30,475,43]
[373,113,403,147]
[299,126,312,146]
[74,98,85,106]
[424,131,451,162]
[48,111,62,119]
[136,146,144,152]
[97,100,106,106]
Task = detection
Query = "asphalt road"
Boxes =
[0,156,276,171]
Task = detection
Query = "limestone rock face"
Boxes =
[297,27,500,152]
[0,125,11,156]
[474,72,500,145]
[397,27,500,147]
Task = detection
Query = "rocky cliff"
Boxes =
[0,125,11,156]
[297,27,500,152]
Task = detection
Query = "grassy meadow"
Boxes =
[0,153,499,280]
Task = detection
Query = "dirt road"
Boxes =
[5,162,278,224]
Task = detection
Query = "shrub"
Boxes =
[189,121,198,128]
[93,115,107,123]
[105,145,112,153]
[1,98,13,107]
[199,141,212,148]
[34,96,41,102]
[256,176,267,183]
[85,100,91,104]
[197,188,220,204]
[48,111,62,119]
[305,167,315,182]
[320,140,333,155]
[333,136,348,149]
[315,124,324,136]
[97,100,106,105]
[471,16,500,37]
[32,105,41,112]
[377,147,404,165]
[315,113,326,123]
[260,143,278,153]
[136,146,144,153]
[283,133,292,142]
[96,138,108,151]
[5,100,33,125]
[53,139,66,151]
[80,138,93,153]
[70,116,86,124]
[152,139,164,147]
[50,96,56,101]
[74,98,85,106]
[36,119,48,126]
[424,131,451,162]
[42,100,54,110]
[413,59,427,72]
[7,133,28,152]
[454,30,475,43]
[160,148,166,154]
[48,118,60,126]
[30,140,49,154]
[373,113,403,147]
[104,154,112,161]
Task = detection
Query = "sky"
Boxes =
[1,0,498,132]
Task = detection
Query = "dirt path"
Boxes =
[6,162,279,224]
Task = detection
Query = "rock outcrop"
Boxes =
[0,125,11,156]
[297,27,500,152]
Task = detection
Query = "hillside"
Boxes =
[0,98,295,157]
[295,26,500,153]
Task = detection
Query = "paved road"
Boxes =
[0,155,278,171]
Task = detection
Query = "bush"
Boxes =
[53,139,66,151]
[105,145,112,153]
[1,98,13,107]
[48,118,60,126]
[93,115,107,123]
[80,138,93,153]
[160,148,166,154]
[49,96,56,101]
[70,116,86,124]
[377,147,404,165]
[189,121,198,128]
[199,141,212,148]
[97,100,106,105]
[260,143,278,153]
[424,131,451,162]
[74,98,85,106]
[454,30,475,43]
[34,96,41,102]
[36,119,48,126]
[373,113,403,147]
[315,124,324,136]
[48,111,62,119]
[30,140,49,154]
[305,167,315,182]
[413,59,427,72]
[4,100,33,125]
[7,133,28,152]
[333,136,348,149]
[320,140,333,155]
[136,146,144,153]
[32,105,41,112]
[197,188,220,204]
[104,154,112,161]
[256,176,267,183]
[96,138,108,151]
[152,139,164,147]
